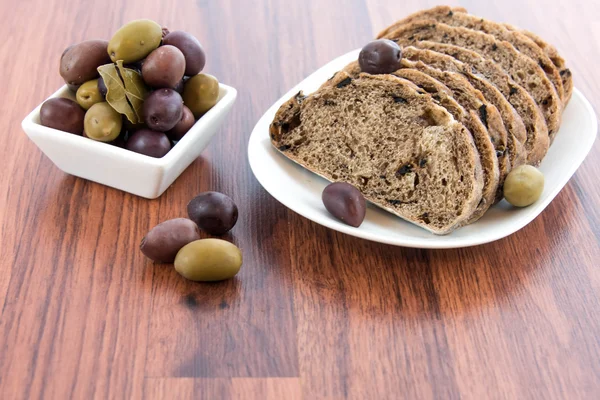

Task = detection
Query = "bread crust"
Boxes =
[381,20,562,139]
[505,23,572,104]
[376,5,567,103]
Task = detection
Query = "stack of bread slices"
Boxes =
[270,6,571,235]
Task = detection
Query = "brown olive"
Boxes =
[141,218,201,263]
[40,98,85,135]
[187,192,238,235]
[162,31,206,75]
[167,105,195,141]
[143,89,183,132]
[358,39,403,75]
[126,129,171,158]
[322,182,366,227]
[97,76,107,98]
[141,45,186,89]
[60,40,111,86]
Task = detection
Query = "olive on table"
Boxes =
[126,129,171,158]
[107,19,162,63]
[162,31,206,75]
[140,218,201,263]
[167,105,195,141]
[182,73,219,118]
[76,79,103,110]
[143,88,183,131]
[84,102,123,142]
[60,40,111,86]
[40,98,85,135]
[141,45,186,89]
[174,239,242,282]
[322,182,366,227]
[187,192,238,235]
[358,39,402,75]
[503,165,545,207]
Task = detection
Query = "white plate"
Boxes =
[248,49,598,248]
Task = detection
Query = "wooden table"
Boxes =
[1,0,599,399]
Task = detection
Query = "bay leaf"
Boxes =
[97,63,138,123]
[116,60,148,124]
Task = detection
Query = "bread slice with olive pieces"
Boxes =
[384,68,501,222]
[504,23,573,103]
[377,6,567,103]
[380,20,562,139]
[399,46,528,168]
[396,60,505,207]
[270,72,484,234]
[337,60,502,211]
[414,41,548,164]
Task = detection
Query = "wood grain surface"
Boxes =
[1,0,599,399]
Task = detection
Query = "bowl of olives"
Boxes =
[21,20,237,199]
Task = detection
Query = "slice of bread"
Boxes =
[390,68,504,219]
[504,23,572,104]
[396,60,503,206]
[380,20,563,138]
[416,41,549,163]
[270,72,484,234]
[377,6,567,102]
[401,46,529,168]
[327,62,503,214]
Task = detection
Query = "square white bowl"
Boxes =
[22,83,237,199]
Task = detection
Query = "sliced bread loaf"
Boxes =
[415,41,549,163]
[377,6,567,102]
[504,23,572,103]
[380,20,563,137]
[270,72,484,234]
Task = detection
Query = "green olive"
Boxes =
[182,73,220,118]
[174,239,242,282]
[503,165,544,207]
[84,102,123,142]
[107,19,162,63]
[76,79,103,110]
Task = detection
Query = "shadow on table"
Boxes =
[271,188,579,320]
